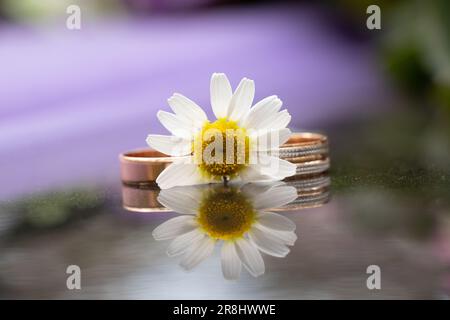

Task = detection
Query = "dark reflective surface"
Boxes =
[1,110,449,299]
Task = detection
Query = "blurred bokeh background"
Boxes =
[0,0,449,299]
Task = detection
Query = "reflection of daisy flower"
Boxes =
[146,73,296,189]
[152,183,298,280]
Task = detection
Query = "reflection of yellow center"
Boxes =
[193,118,250,180]
[197,187,256,240]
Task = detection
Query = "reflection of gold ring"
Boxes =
[275,189,331,211]
[119,149,174,185]
[122,173,331,214]
[121,183,169,213]
[284,173,331,190]
[273,173,331,211]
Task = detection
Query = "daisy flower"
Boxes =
[152,183,298,280]
[146,73,296,189]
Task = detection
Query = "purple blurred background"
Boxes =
[0,1,394,200]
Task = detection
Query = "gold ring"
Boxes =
[283,132,328,147]
[119,149,174,186]
[293,157,330,176]
[281,154,326,163]
[273,132,329,159]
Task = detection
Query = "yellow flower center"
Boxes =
[197,187,256,240]
[193,118,250,179]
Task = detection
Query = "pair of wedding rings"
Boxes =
[119,132,329,186]
[119,132,330,212]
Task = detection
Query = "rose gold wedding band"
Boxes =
[283,132,328,148]
[282,154,326,163]
[119,149,175,186]
[294,157,330,176]
[274,132,329,160]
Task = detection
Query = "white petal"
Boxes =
[152,215,196,240]
[255,154,296,180]
[235,238,265,277]
[253,185,298,209]
[146,134,192,156]
[167,229,205,257]
[257,212,296,232]
[168,93,207,129]
[156,161,208,190]
[254,128,292,151]
[180,237,215,271]
[157,187,201,215]
[221,241,242,280]
[242,95,282,129]
[239,165,273,183]
[248,227,290,258]
[210,73,232,119]
[228,78,255,122]
[157,111,195,138]
[241,182,284,199]
[255,223,297,246]
[270,110,291,130]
